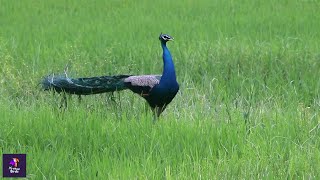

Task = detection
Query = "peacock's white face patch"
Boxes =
[160,34,174,41]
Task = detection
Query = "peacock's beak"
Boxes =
[168,38,174,41]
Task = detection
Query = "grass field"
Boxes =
[1,0,320,179]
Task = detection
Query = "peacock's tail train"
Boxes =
[42,74,131,95]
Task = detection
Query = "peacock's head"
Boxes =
[159,33,174,43]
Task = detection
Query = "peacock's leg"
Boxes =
[152,107,159,122]
[152,105,166,121]
[78,95,82,103]
[60,92,68,109]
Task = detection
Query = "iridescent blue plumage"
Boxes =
[42,33,179,118]
[145,34,179,116]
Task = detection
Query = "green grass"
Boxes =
[1,0,320,179]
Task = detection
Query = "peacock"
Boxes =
[42,33,179,118]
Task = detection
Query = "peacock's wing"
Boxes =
[124,75,161,96]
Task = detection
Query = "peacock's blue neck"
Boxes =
[160,42,177,85]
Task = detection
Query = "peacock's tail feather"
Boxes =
[42,74,131,95]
